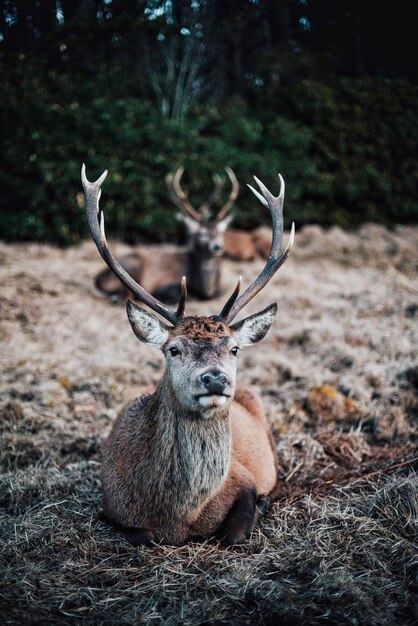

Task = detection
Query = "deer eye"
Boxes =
[230,346,239,356]
[169,346,181,357]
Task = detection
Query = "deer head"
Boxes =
[165,167,239,258]
[126,302,278,413]
[82,165,294,416]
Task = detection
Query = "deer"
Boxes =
[167,167,273,262]
[82,164,294,546]
[94,167,239,303]
[224,226,273,261]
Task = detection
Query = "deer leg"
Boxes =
[217,487,258,546]
[257,494,274,514]
[124,527,155,546]
[99,512,155,546]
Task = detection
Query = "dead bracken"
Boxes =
[306,384,365,422]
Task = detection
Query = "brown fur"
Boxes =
[101,314,279,546]
[171,316,233,341]
[224,230,258,261]
[95,222,225,302]
[96,227,274,302]
[95,249,187,302]
[224,227,272,261]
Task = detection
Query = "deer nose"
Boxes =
[210,242,223,254]
[200,368,230,394]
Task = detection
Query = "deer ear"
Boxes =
[126,300,170,349]
[230,303,278,347]
[178,213,200,234]
[217,214,233,233]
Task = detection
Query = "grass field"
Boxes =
[1,224,417,625]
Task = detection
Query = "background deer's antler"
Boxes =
[197,173,224,218]
[166,167,239,223]
[165,167,202,222]
[214,167,239,223]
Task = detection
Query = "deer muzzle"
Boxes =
[199,368,230,395]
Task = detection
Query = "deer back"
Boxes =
[224,229,259,261]
[95,248,188,302]
[94,167,239,302]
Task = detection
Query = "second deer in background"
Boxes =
[168,167,273,262]
[95,167,239,303]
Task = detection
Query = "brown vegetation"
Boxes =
[0,224,417,624]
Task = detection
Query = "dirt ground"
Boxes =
[0,223,417,625]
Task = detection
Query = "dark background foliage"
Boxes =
[0,0,417,245]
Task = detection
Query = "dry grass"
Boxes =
[1,463,416,625]
[0,224,417,625]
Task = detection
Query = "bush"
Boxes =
[261,78,418,228]
[0,62,417,245]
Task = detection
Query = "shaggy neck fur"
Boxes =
[144,372,231,530]
[186,248,222,300]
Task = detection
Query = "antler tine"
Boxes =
[217,277,241,321]
[198,173,225,217]
[165,171,176,202]
[82,163,109,260]
[176,276,187,319]
[215,167,239,222]
[166,170,185,211]
[220,173,295,324]
[166,167,202,222]
[82,164,182,326]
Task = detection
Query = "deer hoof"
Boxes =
[256,495,273,514]
[125,527,155,546]
[220,530,248,547]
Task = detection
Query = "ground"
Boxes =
[0,224,417,625]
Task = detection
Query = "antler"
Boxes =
[214,167,239,223]
[218,173,295,324]
[82,164,185,326]
[198,173,224,217]
[166,167,239,223]
[165,167,202,222]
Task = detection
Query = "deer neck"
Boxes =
[186,248,222,299]
[150,374,232,515]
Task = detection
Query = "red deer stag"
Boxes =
[167,170,274,262]
[167,168,274,262]
[82,164,294,546]
[95,167,239,303]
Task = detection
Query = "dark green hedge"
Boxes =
[1,64,417,245]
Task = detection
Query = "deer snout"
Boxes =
[209,242,224,255]
[200,368,230,395]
